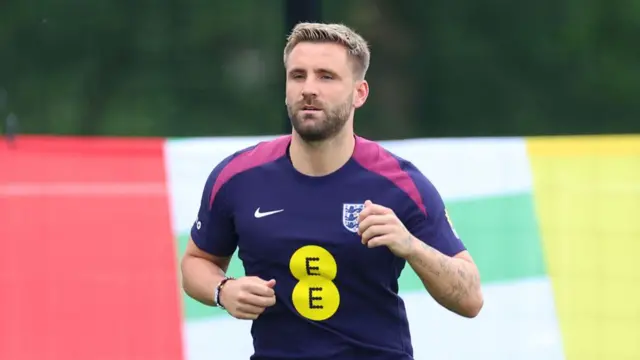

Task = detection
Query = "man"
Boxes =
[181,22,483,360]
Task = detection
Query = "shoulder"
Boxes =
[352,136,438,216]
[205,135,291,208]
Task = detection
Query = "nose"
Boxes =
[301,78,319,99]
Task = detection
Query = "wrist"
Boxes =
[214,276,235,309]
[404,236,423,260]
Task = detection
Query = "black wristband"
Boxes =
[214,276,235,309]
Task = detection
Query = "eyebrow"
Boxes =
[288,67,340,77]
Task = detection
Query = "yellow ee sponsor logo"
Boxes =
[289,245,340,321]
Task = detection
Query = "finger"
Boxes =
[265,279,276,288]
[241,293,277,308]
[359,202,392,221]
[244,282,276,297]
[237,303,267,316]
[361,224,393,244]
[357,214,392,235]
[371,204,393,215]
[366,234,392,248]
[234,311,259,320]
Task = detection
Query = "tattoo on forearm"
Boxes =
[409,241,480,307]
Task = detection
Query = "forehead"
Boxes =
[286,42,351,72]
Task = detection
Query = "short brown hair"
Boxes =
[283,22,370,80]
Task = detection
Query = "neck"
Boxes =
[289,129,355,177]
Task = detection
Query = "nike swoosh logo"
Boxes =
[254,208,284,218]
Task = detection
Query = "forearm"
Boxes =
[406,237,483,318]
[181,255,227,307]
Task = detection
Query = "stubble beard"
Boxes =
[287,97,352,143]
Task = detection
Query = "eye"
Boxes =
[320,74,333,80]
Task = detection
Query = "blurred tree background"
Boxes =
[1,0,639,140]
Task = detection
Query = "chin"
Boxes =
[298,133,330,143]
[293,118,323,132]
[294,126,330,142]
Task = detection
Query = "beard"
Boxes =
[287,95,352,143]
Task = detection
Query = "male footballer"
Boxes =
[181,22,483,360]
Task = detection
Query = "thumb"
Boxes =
[265,279,276,288]
[364,200,373,207]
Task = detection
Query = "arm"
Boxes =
[406,241,483,318]
[181,238,231,306]
[180,163,238,307]
[358,195,483,318]
[404,171,483,318]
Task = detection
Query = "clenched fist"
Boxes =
[219,276,277,320]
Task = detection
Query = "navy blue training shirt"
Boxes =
[191,135,466,360]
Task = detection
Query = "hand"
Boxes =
[219,276,277,320]
[357,200,415,259]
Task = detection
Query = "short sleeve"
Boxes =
[190,158,238,258]
[403,166,466,257]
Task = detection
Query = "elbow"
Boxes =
[179,257,200,302]
[179,255,191,292]
[460,290,484,318]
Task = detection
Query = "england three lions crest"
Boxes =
[342,203,365,233]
